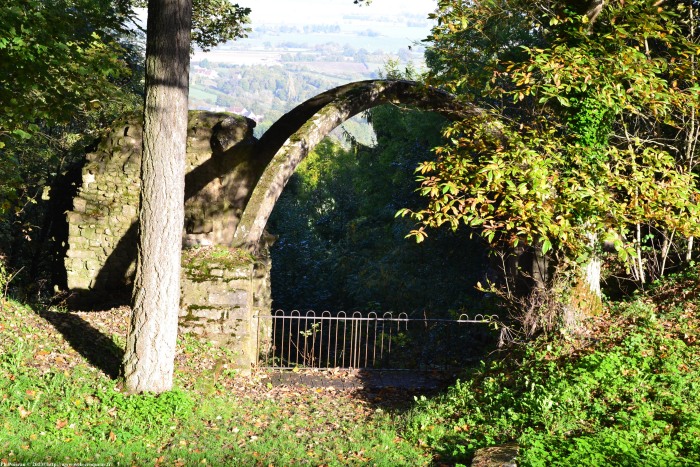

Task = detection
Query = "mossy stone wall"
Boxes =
[64,111,269,367]
[179,246,272,368]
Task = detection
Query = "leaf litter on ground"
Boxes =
[0,300,433,466]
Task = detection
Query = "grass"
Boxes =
[189,85,219,104]
[3,268,700,465]
[403,268,700,466]
[0,301,430,466]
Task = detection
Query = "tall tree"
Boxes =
[121,0,250,393]
[401,0,700,327]
[122,0,192,394]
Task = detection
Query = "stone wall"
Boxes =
[179,246,272,367]
[64,111,270,367]
[64,115,142,297]
[65,111,259,298]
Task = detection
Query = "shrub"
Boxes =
[405,274,700,466]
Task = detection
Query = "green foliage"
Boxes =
[0,0,134,142]
[407,0,700,288]
[405,270,700,464]
[425,0,538,105]
[191,0,250,52]
[403,119,700,263]
[268,105,490,314]
[131,0,251,51]
[96,388,195,438]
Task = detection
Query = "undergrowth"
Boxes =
[405,268,700,466]
[0,300,428,466]
[3,267,700,465]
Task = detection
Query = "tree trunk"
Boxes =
[122,0,192,393]
[565,233,603,331]
[583,255,601,297]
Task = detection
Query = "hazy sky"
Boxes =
[240,0,436,24]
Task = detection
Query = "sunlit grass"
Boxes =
[0,299,430,466]
[404,269,700,466]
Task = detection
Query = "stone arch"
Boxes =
[233,79,482,249]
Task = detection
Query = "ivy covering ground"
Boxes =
[405,268,700,466]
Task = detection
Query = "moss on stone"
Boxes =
[182,245,257,282]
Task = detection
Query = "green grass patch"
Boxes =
[189,85,218,104]
[0,300,430,466]
[404,270,700,466]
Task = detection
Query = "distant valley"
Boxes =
[189,8,433,140]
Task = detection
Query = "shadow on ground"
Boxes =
[265,369,458,391]
[261,368,471,412]
[38,309,124,379]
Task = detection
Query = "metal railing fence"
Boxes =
[256,310,498,370]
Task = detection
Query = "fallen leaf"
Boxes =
[55,419,68,429]
[18,406,31,418]
[109,431,117,442]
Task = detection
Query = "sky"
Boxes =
[136,1,437,50]
[239,0,436,24]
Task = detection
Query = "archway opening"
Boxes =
[264,105,498,370]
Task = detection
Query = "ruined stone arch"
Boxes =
[60,79,492,365]
[232,79,479,249]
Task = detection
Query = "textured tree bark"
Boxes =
[122,0,192,393]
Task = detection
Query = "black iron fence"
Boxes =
[256,310,499,370]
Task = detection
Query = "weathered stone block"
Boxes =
[222,267,253,281]
[121,205,137,218]
[222,320,247,335]
[73,198,87,213]
[181,324,205,336]
[190,307,224,320]
[222,307,248,321]
[66,248,95,259]
[67,212,83,224]
[208,290,248,307]
[81,228,97,240]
